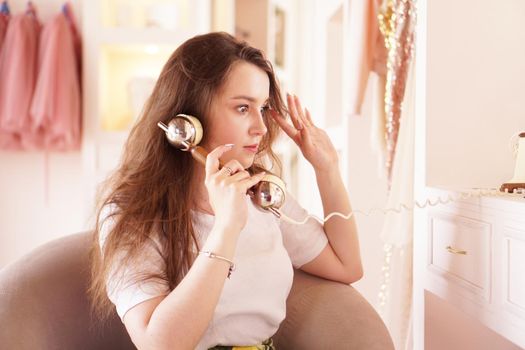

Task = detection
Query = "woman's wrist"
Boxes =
[212,219,244,237]
[198,250,236,278]
[314,164,341,180]
[202,224,240,259]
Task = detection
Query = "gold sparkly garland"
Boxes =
[378,0,417,187]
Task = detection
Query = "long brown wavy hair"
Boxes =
[88,32,288,321]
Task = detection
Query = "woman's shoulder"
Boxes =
[97,202,165,252]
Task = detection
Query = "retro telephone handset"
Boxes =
[159,116,525,225]
[157,114,287,218]
[500,132,525,193]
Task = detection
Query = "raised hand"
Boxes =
[205,144,266,233]
[270,94,339,173]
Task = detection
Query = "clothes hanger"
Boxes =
[1,1,10,15]
[25,1,37,17]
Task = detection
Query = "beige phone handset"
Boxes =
[500,132,525,193]
[157,114,286,218]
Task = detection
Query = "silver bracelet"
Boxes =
[198,251,236,279]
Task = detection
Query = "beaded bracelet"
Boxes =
[198,251,236,279]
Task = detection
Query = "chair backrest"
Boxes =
[0,232,134,350]
[274,269,394,349]
[0,232,394,350]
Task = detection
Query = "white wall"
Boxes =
[0,151,92,267]
[426,0,525,189]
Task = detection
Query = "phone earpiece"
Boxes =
[158,114,287,216]
[249,173,286,217]
[157,114,203,150]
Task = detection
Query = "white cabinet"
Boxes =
[418,188,525,348]
[500,219,525,337]
[427,209,492,304]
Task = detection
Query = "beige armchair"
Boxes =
[0,232,393,349]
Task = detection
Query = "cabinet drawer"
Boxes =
[428,212,492,301]
[502,224,525,319]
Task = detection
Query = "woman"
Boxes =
[89,32,362,350]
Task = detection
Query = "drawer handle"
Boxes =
[446,246,467,255]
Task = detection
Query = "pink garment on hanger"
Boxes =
[0,11,8,49]
[63,2,81,81]
[27,4,81,151]
[0,4,41,150]
[347,0,387,116]
[0,10,10,148]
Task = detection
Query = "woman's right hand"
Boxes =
[205,144,266,234]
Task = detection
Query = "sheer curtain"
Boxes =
[377,61,416,350]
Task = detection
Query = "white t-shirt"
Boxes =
[99,192,328,349]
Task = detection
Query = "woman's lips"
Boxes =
[243,145,258,153]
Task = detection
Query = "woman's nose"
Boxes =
[251,111,268,135]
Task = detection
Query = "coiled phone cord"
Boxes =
[276,187,525,225]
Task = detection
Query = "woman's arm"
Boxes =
[299,167,363,284]
[270,94,363,284]
[124,225,239,350]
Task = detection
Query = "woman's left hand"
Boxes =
[270,94,339,173]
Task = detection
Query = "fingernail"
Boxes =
[224,143,234,147]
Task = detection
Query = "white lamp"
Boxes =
[500,132,525,193]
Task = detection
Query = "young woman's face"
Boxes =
[204,61,270,169]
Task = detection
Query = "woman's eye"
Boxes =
[237,105,249,114]
[260,105,270,114]
[236,104,269,115]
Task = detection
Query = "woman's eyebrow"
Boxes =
[230,95,269,104]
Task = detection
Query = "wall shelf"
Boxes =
[98,27,200,46]
[82,0,210,184]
